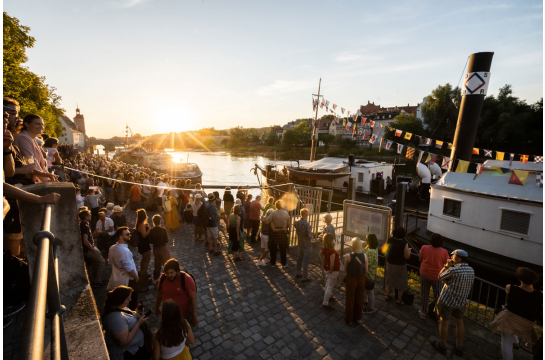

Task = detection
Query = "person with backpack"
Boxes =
[155,259,198,327]
[202,194,220,256]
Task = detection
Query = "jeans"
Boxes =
[323,271,339,305]
[250,219,260,243]
[501,332,519,360]
[269,233,288,266]
[420,275,442,315]
[296,246,312,279]
[84,247,105,284]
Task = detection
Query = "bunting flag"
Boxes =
[435,140,443,149]
[426,153,438,165]
[417,150,424,164]
[536,173,543,188]
[347,111,350,116]
[508,170,528,186]
[388,126,394,131]
[370,120,375,127]
[380,123,383,128]
[397,144,404,154]
[343,119,346,126]
[441,156,451,169]
[395,129,403,137]
[509,153,515,166]
[404,132,412,140]
[455,160,470,173]
[341,108,345,114]
[325,106,328,112]
[330,109,334,114]
[379,137,384,153]
[425,138,432,146]
[484,149,493,158]
[354,115,359,123]
[369,134,377,144]
[325,100,330,107]
[496,151,505,160]
[520,155,529,163]
[474,163,484,180]
[448,143,453,150]
[472,148,479,155]
[332,104,337,110]
[353,124,356,135]
[345,122,351,130]
[362,130,370,140]
[406,147,415,159]
[320,102,324,109]
[492,166,510,175]
[385,140,393,151]
[535,156,543,163]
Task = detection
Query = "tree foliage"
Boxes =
[384,113,423,148]
[263,125,281,146]
[420,83,461,141]
[3,12,64,137]
[282,122,311,147]
[228,126,260,147]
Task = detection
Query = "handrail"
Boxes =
[19,204,69,360]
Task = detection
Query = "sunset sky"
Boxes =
[4,0,543,138]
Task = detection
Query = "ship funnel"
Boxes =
[429,163,442,179]
[417,163,432,184]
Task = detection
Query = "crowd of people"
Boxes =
[3,96,542,360]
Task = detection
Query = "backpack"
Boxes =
[183,206,193,223]
[197,203,212,228]
[163,197,172,213]
[158,271,196,293]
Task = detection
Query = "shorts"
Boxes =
[138,238,151,254]
[193,216,202,226]
[435,299,464,321]
[261,234,269,249]
[207,226,219,239]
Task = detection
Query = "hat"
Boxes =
[113,205,123,213]
[235,199,242,205]
[106,202,114,209]
[208,194,216,202]
[451,249,468,258]
[225,186,231,191]
[195,194,202,199]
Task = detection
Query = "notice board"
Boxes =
[343,200,392,244]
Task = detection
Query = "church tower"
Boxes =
[73,105,86,135]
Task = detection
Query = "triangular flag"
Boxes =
[496,151,505,160]
[332,104,337,110]
[354,115,359,123]
[435,140,443,149]
[520,155,529,163]
[395,130,403,137]
[369,134,377,144]
[325,100,330,107]
[325,106,328,111]
[484,149,493,158]
[397,144,404,154]
[472,148,479,155]
[536,173,543,188]
[441,156,451,170]
[455,160,470,173]
[474,163,484,180]
[535,156,543,163]
[385,140,393,151]
[379,137,384,153]
[508,170,528,186]
[424,152,430,164]
[341,108,345,114]
[320,102,324,109]
[347,111,350,116]
[429,153,438,165]
[448,143,453,150]
[492,166,510,175]
[509,153,515,166]
[417,150,424,164]
[406,147,415,159]
[404,132,412,140]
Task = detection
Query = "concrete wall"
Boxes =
[18,182,109,359]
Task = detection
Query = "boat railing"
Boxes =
[20,204,69,360]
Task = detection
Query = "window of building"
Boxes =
[500,210,531,235]
[358,173,364,183]
[443,198,461,218]
[389,114,391,118]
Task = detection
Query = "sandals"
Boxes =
[385,295,392,302]
[396,299,405,306]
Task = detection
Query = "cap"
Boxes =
[235,199,242,205]
[451,249,468,258]
[113,205,123,212]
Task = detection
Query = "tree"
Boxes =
[384,113,424,148]
[420,83,461,141]
[133,133,143,139]
[263,125,281,146]
[282,122,311,147]
[318,133,335,146]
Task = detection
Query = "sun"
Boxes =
[152,107,194,134]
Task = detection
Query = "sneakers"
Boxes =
[263,259,270,263]
[258,261,267,266]
[282,263,288,268]
[362,307,376,314]
[418,310,427,320]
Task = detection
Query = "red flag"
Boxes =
[361,117,367,126]
[395,129,403,137]
[370,120,375,127]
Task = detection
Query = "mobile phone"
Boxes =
[144,309,152,317]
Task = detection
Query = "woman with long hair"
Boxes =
[136,209,152,284]
[102,286,150,360]
[344,238,367,325]
[164,189,180,233]
[152,299,195,360]
[418,233,449,319]
[320,233,340,310]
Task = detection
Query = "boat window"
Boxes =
[443,199,461,218]
[358,173,364,182]
[500,210,531,235]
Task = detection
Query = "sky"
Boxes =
[4,0,543,138]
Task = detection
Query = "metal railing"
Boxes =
[20,204,69,360]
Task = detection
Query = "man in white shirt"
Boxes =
[94,208,115,256]
[156,177,168,215]
[109,226,139,310]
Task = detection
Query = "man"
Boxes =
[155,258,198,326]
[294,208,312,282]
[205,194,220,255]
[109,226,139,310]
[94,208,115,256]
[148,214,170,282]
[431,249,475,356]
[112,205,128,229]
[266,200,291,267]
[86,188,104,231]
[156,177,168,215]
[129,179,143,210]
[79,210,106,288]
[249,195,263,243]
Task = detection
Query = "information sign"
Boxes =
[343,200,391,244]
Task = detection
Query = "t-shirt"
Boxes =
[157,182,168,197]
[191,202,202,216]
[79,221,94,248]
[322,247,340,272]
[76,194,84,209]
[113,215,127,229]
[142,179,151,195]
[103,309,145,360]
[419,245,450,281]
[129,185,141,201]
[149,226,169,247]
[249,200,263,221]
[96,217,115,236]
[43,147,57,165]
[266,209,290,229]
[87,194,102,209]
[159,272,196,316]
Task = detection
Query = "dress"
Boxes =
[385,237,408,291]
[228,214,240,252]
[165,197,180,229]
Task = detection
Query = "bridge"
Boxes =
[193,135,230,145]
[88,135,231,148]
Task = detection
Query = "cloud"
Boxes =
[105,0,151,9]
[256,80,315,97]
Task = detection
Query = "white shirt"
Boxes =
[76,194,84,209]
[108,243,137,280]
[191,201,202,216]
[142,179,151,195]
[157,182,168,197]
[96,217,115,236]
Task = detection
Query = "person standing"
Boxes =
[418,233,450,319]
[262,197,276,216]
[249,195,263,243]
[79,210,106,288]
[490,267,542,360]
[136,209,152,285]
[266,200,290,268]
[164,189,179,233]
[94,208,115,257]
[385,227,411,305]
[156,177,168,215]
[243,194,253,237]
[294,208,312,282]
[320,233,340,310]
[223,186,234,217]
[155,259,198,326]
[344,238,367,325]
[152,300,195,360]
[431,249,475,357]
[148,215,171,283]
[191,194,204,241]
[257,209,273,266]
[205,194,220,256]
[86,188,104,231]
[362,233,379,314]
[129,180,143,211]
[107,227,140,305]
[228,205,242,262]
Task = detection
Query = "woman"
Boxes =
[13,114,55,183]
[257,209,273,266]
[491,267,542,360]
[385,227,411,305]
[418,233,449,319]
[213,191,222,210]
[114,175,126,206]
[191,194,204,241]
[243,194,253,236]
[321,213,335,239]
[179,189,190,226]
[320,233,340,310]
[102,286,150,360]
[344,238,367,325]
[223,187,234,219]
[152,299,194,360]
[136,209,152,284]
[228,205,243,262]
[362,234,379,314]
[262,197,276,216]
[164,189,180,232]
[43,137,63,167]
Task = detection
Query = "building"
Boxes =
[359,100,419,117]
[317,117,333,134]
[58,106,86,148]
[277,119,307,141]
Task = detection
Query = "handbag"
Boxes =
[107,257,130,290]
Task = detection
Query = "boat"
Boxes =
[115,147,203,183]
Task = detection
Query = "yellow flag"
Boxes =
[425,153,431,163]
[404,132,412,140]
[496,151,505,160]
[455,160,470,173]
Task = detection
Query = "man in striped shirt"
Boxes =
[432,249,475,356]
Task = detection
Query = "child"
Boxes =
[148,214,171,283]
[319,233,340,310]
[229,205,243,262]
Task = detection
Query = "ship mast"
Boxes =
[310,78,322,162]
